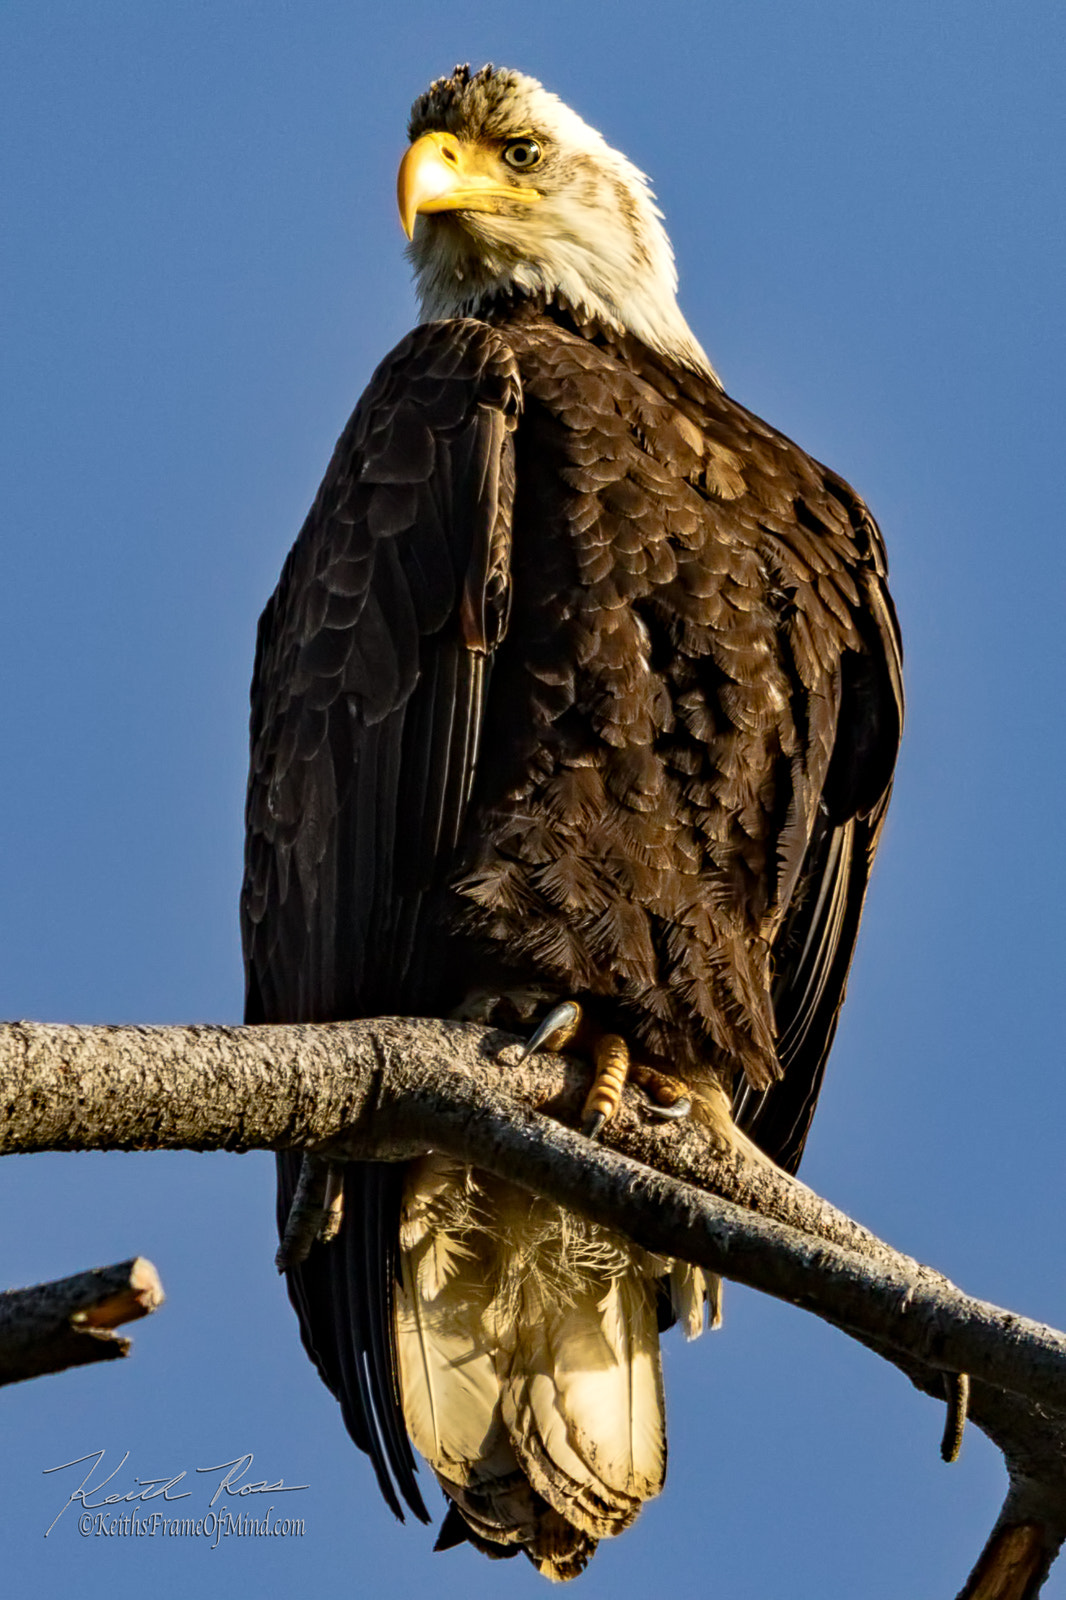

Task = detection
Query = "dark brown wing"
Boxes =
[568,317,902,1170]
[242,319,520,1519]
[453,310,901,1169]
[732,470,903,1171]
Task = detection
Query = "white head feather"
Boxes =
[405,66,718,381]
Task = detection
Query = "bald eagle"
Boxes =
[242,65,902,1580]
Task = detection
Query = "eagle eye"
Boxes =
[502,138,542,171]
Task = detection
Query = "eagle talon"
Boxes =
[630,1061,692,1123]
[582,1109,607,1140]
[516,999,584,1063]
[645,1095,692,1121]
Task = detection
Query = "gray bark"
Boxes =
[0,1014,1061,1595]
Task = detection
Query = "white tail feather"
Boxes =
[501,1272,665,1533]
[669,1262,723,1338]
[396,1156,505,1475]
[395,1157,680,1569]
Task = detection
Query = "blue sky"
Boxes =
[2,2,1065,1595]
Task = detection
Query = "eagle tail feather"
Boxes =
[669,1261,721,1336]
[396,1157,667,1576]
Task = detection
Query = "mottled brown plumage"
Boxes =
[242,64,902,1578]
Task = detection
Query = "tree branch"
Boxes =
[0,1257,164,1384]
[0,1015,1062,1594]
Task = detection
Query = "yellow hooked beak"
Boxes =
[397,131,542,239]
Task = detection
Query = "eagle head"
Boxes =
[398,64,714,377]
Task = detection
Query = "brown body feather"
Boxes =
[244,295,901,1571]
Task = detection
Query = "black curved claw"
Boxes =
[515,999,583,1064]
[645,1095,692,1121]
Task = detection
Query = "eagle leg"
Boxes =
[583,1042,693,1137]
[516,1000,692,1139]
[514,1000,626,1134]
[582,1032,630,1137]
[629,1061,693,1122]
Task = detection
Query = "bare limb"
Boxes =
[0,1014,1064,1592]
[0,1257,164,1384]
[0,1017,1061,1405]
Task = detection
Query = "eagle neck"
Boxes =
[483,290,725,400]
[427,282,716,387]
